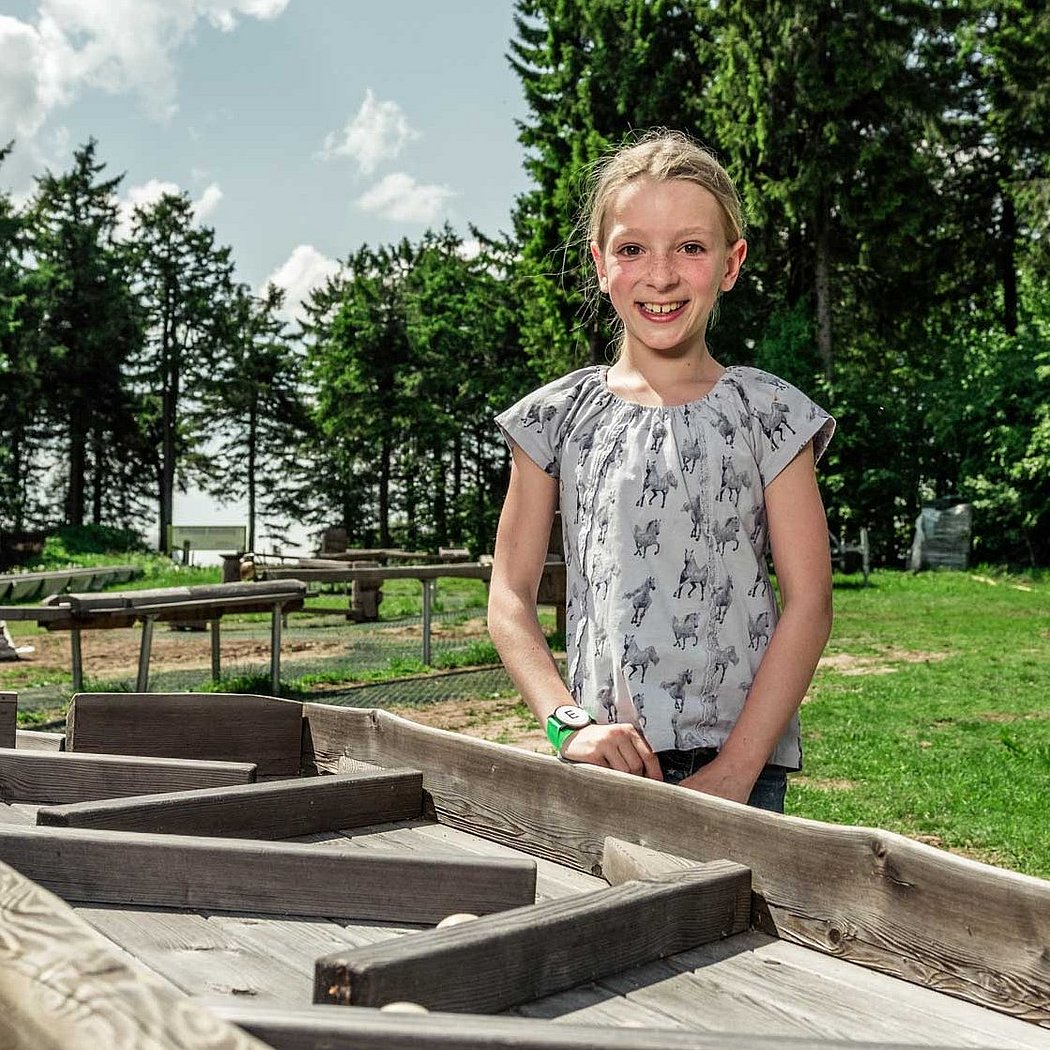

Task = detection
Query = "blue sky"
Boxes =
[0,1,532,552]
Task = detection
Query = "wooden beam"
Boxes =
[602,837,715,886]
[0,748,256,805]
[14,729,64,751]
[0,860,271,1050]
[218,1004,927,1050]
[300,704,1050,1025]
[67,692,303,776]
[36,768,422,836]
[314,864,751,1013]
[0,825,536,922]
[0,693,15,749]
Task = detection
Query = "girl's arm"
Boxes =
[681,442,832,803]
[488,443,662,779]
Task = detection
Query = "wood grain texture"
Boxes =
[0,824,536,922]
[301,704,1050,1026]
[602,837,732,886]
[0,748,256,804]
[314,865,751,1012]
[67,692,303,776]
[0,693,14,749]
[36,769,422,836]
[216,1004,948,1050]
[0,860,271,1050]
[14,729,65,751]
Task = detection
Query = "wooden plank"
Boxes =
[15,728,65,751]
[0,693,15,749]
[0,860,271,1050]
[37,769,422,836]
[314,864,751,1012]
[602,837,709,885]
[0,825,536,922]
[0,748,256,804]
[217,1004,942,1050]
[300,704,1050,1026]
[67,692,303,776]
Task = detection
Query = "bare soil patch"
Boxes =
[818,648,948,677]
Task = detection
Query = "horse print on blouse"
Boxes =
[748,610,771,650]
[680,434,703,474]
[636,461,678,508]
[682,494,705,540]
[756,398,797,452]
[624,576,657,626]
[623,635,660,683]
[521,402,558,433]
[671,612,701,649]
[675,549,708,600]
[711,578,734,625]
[710,642,739,684]
[717,457,752,505]
[713,516,741,554]
[660,668,693,710]
[633,519,661,557]
[595,675,617,723]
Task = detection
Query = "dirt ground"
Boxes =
[3,620,947,756]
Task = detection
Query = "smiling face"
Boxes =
[591,177,747,362]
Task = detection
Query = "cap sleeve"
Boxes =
[495,369,592,479]
[743,370,835,487]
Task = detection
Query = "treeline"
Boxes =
[2,0,1048,565]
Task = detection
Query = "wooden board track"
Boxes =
[300,703,1050,1026]
[35,768,423,836]
[0,824,537,922]
[315,863,751,1012]
[0,748,256,804]
[0,693,14,750]
[67,692,303,776]
[0,859,270,1050]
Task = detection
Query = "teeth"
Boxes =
[641,302,684,314]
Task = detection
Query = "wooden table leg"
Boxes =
[136,617,155,693]
[270,603,282,696]
[210,620,221,681]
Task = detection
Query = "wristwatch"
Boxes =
[545,704,594,754]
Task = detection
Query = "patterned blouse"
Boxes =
[496,365,834,768]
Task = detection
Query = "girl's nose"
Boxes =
[647,253,677,287]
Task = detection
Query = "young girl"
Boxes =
[488,131,834,812]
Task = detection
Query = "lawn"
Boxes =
[790,569,1049,878]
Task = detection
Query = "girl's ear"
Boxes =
[590,242,608,292]
[720,238,748,292]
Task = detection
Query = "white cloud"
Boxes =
[115,178,224,238]
[321,89,419,175]
[0,1,289,147]
[194,182,223,220]
[263,244,341,321]
[356,173,456,224]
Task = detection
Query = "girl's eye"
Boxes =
[681,242,706,255]
[617,244,643,257]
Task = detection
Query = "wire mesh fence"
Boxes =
[15,579,558,714]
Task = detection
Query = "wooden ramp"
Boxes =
[0,691,1046,1050]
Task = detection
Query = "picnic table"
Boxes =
[0,580,306,693]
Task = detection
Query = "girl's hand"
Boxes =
[561,723,664,780]
[678,754,757,804]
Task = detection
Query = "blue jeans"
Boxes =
[658,747,788,813]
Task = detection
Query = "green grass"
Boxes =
[790,568,1049,878]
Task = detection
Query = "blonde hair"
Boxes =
[585,129,745,251]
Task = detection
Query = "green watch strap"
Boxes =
[545,717,579,753]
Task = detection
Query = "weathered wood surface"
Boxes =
[68,692,303,776]
[216,1005,960,1050]
[301,704,1050,1026]
[0,860,271,1050]
[0,824,536,922]
[602,837,713,886]
[0,692,14,749]
[0,748,256,804]
[259,562,495,583]
[37,768,423,836]
[14,728,65,751]
[315,865,751,1012]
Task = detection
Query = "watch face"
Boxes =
[552,705,592,728]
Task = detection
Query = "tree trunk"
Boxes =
[813,189,834,381]
[452,432,463,544]
[91,427,104,525]
[1000,189,1018,337]
[378,432,392,548]
[247,398,258,553]
[66,415,86,527]
[432,442,448,548]
[159,316,177,554]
